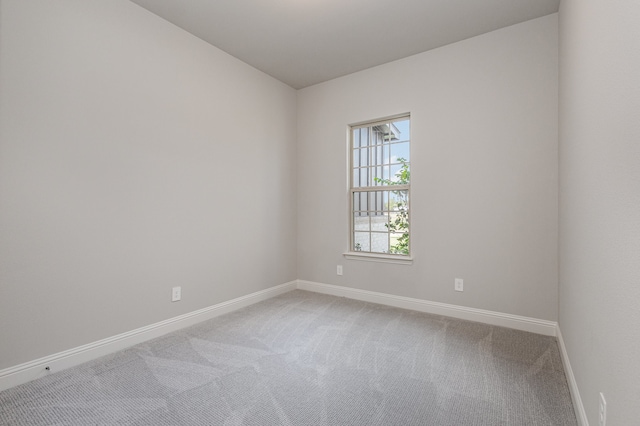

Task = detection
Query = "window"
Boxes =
[348,115,410,261]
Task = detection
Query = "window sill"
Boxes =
[343,252,413,265]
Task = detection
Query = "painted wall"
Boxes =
[0,0,297,369]
[558,0,640,424]
[297,15,559,321]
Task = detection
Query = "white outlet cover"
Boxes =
[337,265,343,276]
[455,278,464,292]
[172,286,181,302]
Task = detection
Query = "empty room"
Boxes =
[0,0,638,425]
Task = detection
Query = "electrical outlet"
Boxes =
[172,286,181,302]
[455,278,464,292]
[599,392,606,426]
[337,265,343,276]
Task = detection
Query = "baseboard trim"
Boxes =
[556,325,589,426]
[296,280,557,336]
[0,281,297,392]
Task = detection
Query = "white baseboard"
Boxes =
[296,280,558,336]
[0,281,297,392]
[0,279,570,403]
[556,326,589,426]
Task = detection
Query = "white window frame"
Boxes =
[344,114,412,265]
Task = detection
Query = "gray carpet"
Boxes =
[0,290,577,425]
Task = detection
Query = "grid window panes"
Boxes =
[350,116,410,256]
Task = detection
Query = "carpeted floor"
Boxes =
[0,290,577,425]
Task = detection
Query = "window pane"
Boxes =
[390,210,408,223]
[353,191,369,212]
[382,165,390,183]
[391,142,410,163]
[373,166,382,186]
[360,128,369,147]
[354,232,370,252]
[393,119,410,140]
[372,127,383,145]
[371,213,389,232]
[386,164,409,185]
[368,191,385,211]
[354,213,369,231]
[353,168,369,188]
[389,164,402,183]
[362,192,369,211]
[389,190,409,210]
[391,231,409,237]
[389,232,409,255]
[369,168,376,187]
[359,147,369,167]
[368,147,378,166]
[368,190,389,211]
[371,232,390,254]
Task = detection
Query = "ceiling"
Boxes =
[130,0,560,89]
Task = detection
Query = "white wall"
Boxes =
[297,14,559,321]
[558,0,640,424]
[0,0,297,369]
